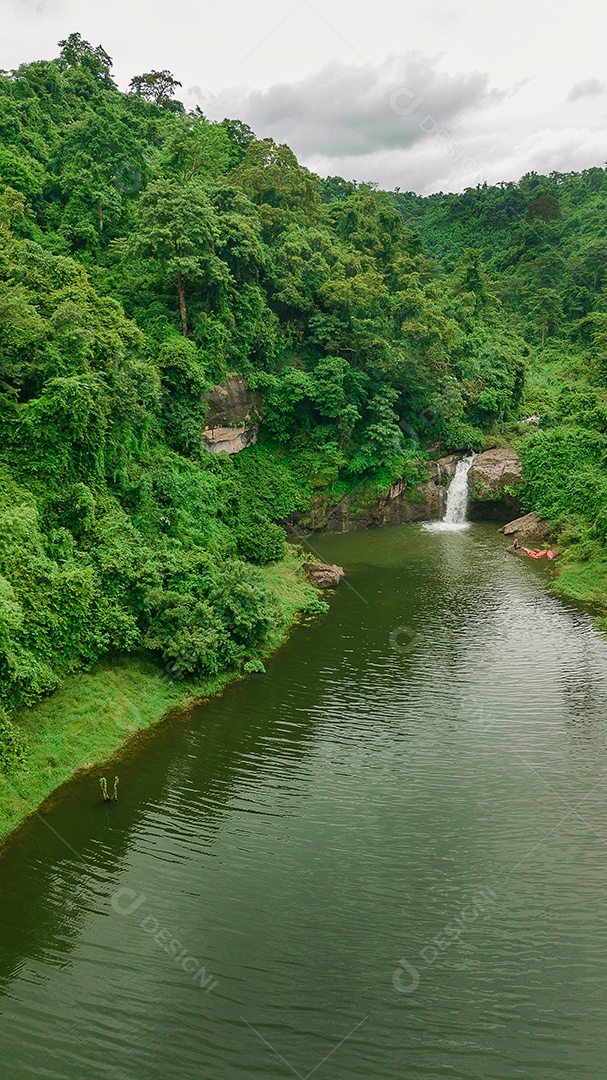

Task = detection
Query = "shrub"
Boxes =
[236,518,287,565]
[0,706,26,772]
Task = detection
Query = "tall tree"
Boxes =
[129,70,182,107]
[525,193,561,223]
[128,179,228,336]
[57,33,115,88]
[160,114,234,180]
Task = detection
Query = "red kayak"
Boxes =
[521,547,556,560]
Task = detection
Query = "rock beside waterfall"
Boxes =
[287,478,442,532]
[468,448,524,491]
[427,454,460,482]
[303,562,345,588]
[287,447,526,532]
[499,511,551,542]
[467,448,524,520]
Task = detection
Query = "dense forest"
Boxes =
[1,33,606,765]
[391,170,607,582]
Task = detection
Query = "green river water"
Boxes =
[1,522,607,1079]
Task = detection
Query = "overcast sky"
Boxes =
[1,0,606,194]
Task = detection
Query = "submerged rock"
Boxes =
[303,562,345,588]
[499,511,551,542]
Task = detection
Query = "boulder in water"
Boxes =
[499,511,551,542]
[303,562,345,588]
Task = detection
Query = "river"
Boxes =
[1,522,606,1078]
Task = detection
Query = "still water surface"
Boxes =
[1,523,607,1078]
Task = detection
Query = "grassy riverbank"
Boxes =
[512,341,607,625]
[551,556,607,626]
[0,550,319,846]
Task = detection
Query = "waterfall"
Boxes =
[423,454,475,532]
[443,455,474,523]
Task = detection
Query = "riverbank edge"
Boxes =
[292,441,607,624]
[0,550,319,849]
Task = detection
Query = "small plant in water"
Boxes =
[100,775,120,801]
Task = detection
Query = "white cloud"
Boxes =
[568,78,607,101]
[0,0,56,10]
[206,53,499,159]
[1,0,607,193]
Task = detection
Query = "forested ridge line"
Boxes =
[0,32,606,768]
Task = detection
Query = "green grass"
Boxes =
[552,553,607,625]
[0,549,319,845]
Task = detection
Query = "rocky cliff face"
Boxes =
[467,448,524,519]
[202,376,260,454]
[285,455,458,534]
[285,446,525,535]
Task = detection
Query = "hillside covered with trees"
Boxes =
[391,172,607,601]
[1,33,606,765]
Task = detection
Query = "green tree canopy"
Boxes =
[129,69,183,107]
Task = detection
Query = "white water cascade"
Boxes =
[423,454,475,532]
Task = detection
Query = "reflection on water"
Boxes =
[0,523,606,1079]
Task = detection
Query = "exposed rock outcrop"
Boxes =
[428,454,460,482]
[469,447,523,491]
[499,511,551,542]
[202,376,260,454]
[468,448,524,520]
[303,562,345,588]
[202,425,258,454]
[287,480,432,534]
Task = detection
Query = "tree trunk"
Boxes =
[177,269,188,336]
[541,317,547,346]
[97,197,104,232]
